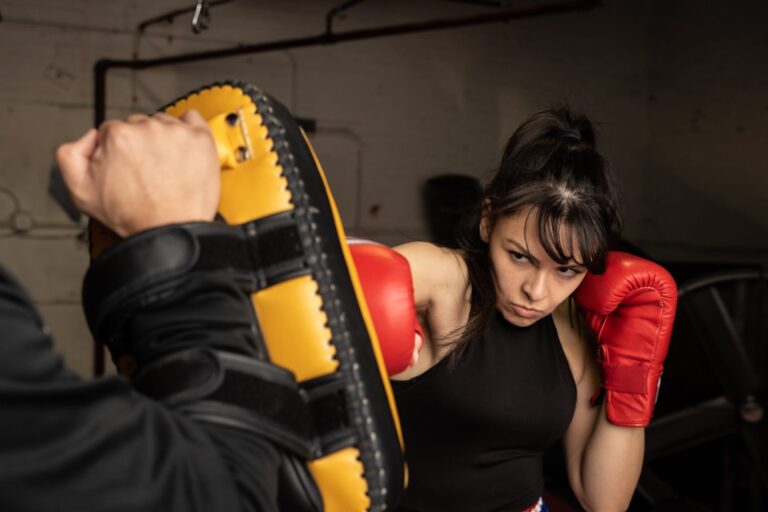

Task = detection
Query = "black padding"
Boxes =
[134,348,318,458]
[84,226,198,321]
[277,455,323,512]
[265,92,406,509]
[241,211,309,288]
[301,374,356,454]
[135,348,223,405]
[83,218,313,355]
[83,223,242,349]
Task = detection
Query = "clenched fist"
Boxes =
[56,110,219,237]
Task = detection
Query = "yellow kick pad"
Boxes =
[309,448,369,512]
[163,82,405,512]
[165,87,293,225]
[253,276,337,382]
[89,82,407,512]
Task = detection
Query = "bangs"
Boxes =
[534,201,608,273]
[490,140,618,275]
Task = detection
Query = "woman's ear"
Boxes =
[479,199,491,243]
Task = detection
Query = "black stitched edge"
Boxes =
[248,85,388,508]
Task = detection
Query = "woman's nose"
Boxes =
[521,271,547,302]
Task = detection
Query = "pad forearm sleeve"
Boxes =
[84,222,257,360]
[83,222,318,458]
[88,82,408,511]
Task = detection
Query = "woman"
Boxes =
[391,108,643,512]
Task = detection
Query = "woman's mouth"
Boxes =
[510,303,542,319]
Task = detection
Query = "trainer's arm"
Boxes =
[0,112,280,512]
[0,263,279,512]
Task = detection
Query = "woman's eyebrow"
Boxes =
[505,237,586,269]
[504,238,538,263]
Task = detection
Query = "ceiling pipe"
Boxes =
[94,0,600,125]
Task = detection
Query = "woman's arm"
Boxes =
[564,252,677,510]
[562,340,644,509]
[556,306,643,512]
[392,241,470,378]
[393,242,466,313]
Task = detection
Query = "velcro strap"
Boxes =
[83,214,311,351]
[241,211,309,289]
[300,373,356,456]
[601,364,649,395]
[134,348,319,459]
[193,212,309,290]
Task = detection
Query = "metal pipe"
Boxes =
[94,0,600,125]
[94,60,109,126]
[123,0,598,68]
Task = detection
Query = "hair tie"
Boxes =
[557,128,581,141]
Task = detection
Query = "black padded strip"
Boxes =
[242,212,309,289]
[135,349,222,404]
[85,218,313,350]
[301,374,356,455]
[248,86,404,509]
[194,216,309,290]
[135,350,317,458]
[195,232,252,276]
[208,368,316,447]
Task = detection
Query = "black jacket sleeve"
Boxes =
[0,265,280,512]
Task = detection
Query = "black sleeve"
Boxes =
[0,265,280,512]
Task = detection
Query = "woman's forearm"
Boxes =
[575,402,644,512]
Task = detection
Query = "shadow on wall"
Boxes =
[421,174,482,248]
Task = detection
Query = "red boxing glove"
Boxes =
[348,238,423,376]
[575,251,678,427]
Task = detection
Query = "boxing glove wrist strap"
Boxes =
[600,364,649,395]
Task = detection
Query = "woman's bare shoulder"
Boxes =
[394,242,468,304]
[394,241,464,272]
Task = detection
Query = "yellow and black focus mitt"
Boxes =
[85,81,406,511]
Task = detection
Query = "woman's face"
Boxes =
[481,206,587,327]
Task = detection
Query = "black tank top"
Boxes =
[391,310,576,512]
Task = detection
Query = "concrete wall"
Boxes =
[0,0,764,376]
[642,0,768,263]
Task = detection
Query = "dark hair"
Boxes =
[449,107,621,359]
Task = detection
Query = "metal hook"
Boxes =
[191,0,211,34]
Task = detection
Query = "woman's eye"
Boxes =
[557,267,580,278]
[509,251,528,262]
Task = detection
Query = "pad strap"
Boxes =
[83,219,357,459]
[133,348,356,459]
[134,348,319,459]
[301,373,357,455]
[83,214,310,356]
